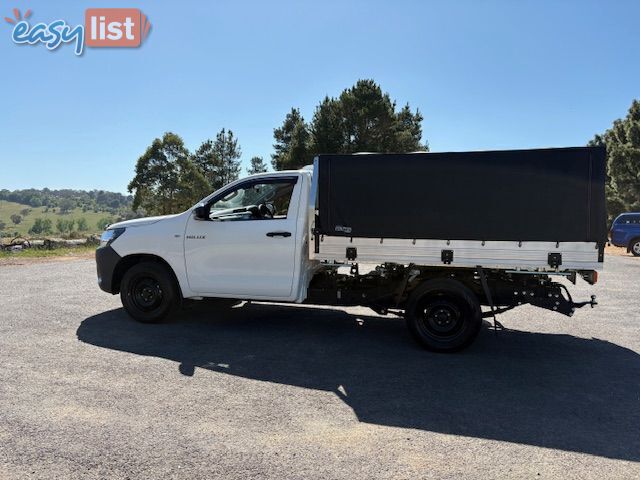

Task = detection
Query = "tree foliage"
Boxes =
[97,217,113,230]
[192,129,242,191]
[56,218,75,233]
[590,99,640,222]
[58,198,76,214]
[28,218,53,235]
[272,108,310,170]
[191,139,217,187]
[10,214,22,225]
[212,128,242,189]
[77,217,88,231]
[272,79,427,170]
[248,156,268,175]
[128,132,211,215]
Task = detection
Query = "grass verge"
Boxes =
[0,244,97,260]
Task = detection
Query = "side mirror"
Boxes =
[193,204,210,221]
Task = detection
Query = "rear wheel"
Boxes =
[405,278,482,352]
[120,262,180,323]
[630,238,640,257]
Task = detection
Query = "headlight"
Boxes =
[100,228,126,248]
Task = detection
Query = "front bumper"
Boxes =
[96,245,121,294]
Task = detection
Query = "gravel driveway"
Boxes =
[0,256,638,479]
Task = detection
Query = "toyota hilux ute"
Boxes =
[96,147,606,352]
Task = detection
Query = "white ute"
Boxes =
[96,148,605,352]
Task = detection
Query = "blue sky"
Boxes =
[0,0,638,193]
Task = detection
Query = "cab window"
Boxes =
[209,178,297,221]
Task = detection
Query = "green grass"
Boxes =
[0,200,114,238]
[0,243,97,259]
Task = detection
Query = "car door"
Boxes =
[184,175,301,298]
[627,215,640,246]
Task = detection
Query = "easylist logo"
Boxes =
[5,7,151,55]
[85,8,150,47]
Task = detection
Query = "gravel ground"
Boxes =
[0,256,638,479]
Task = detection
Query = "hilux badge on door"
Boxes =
[186,235,206,240]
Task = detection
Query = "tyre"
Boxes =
[120,261,180,323]
[630,238,640,257]
[405,278,482,352]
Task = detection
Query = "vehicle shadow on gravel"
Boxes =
[77,302,640,462]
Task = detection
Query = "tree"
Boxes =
[42,218,53,234]
[191,129,241,191]
[20,208,31,217]
[247,156,268,175]
[56,218,75,234]
[10,214,22,225]
[394,103,426,152]
[212,128,242,190]
[272,108,311,170]
[59,198,75,214]
[272,80,427,170]
[287,121,312,170]
[191,139,217,186]
[128,132,211,215]
[174,156,212,210]
[97,217,113,230]
[311,97,345,155]
[590,99,640,222]
[29,218,53,235]
[77,217,88,231]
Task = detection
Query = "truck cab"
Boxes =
[97,169,314,304]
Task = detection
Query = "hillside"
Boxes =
[0,188,138,238]
[0,200,117,238]
[0,188,132,213]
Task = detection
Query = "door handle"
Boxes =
[266,231,292,238]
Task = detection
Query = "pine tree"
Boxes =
[248,156,268,175]
[272,80,427,170]
[590,99,640,221]
[311,96,344,154]
[211,128,242,190]
[191,139,217,186]
[272,108,310,170]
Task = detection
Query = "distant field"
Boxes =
[0,200,115,237]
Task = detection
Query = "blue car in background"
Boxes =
[610,213,640,256]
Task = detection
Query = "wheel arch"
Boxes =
[112,254,181,297]
[409,277,482,304]
[402,270,481,308]
[628,236,640,254]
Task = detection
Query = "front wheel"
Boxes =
[120,261,180,323]
[630,239,640,257]
[405,278,482,352]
